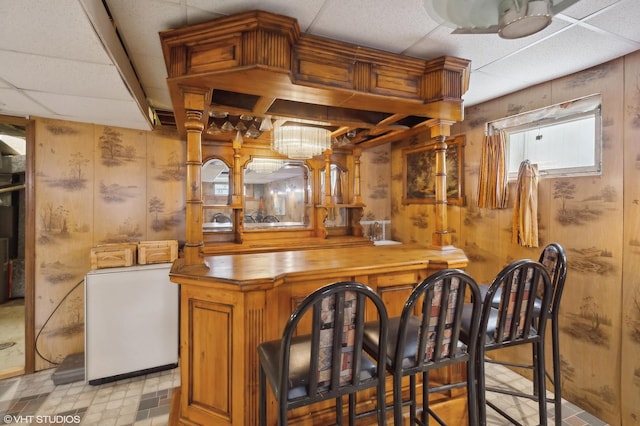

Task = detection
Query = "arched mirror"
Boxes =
[202,158,233,232]
[244,158,310,229]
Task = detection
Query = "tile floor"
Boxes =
[0,299,25,377]
[0,362,609,425]
[0,366,179,425]
[482,363,609,426]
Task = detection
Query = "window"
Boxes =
[213,183,229,196]
[488,94,602,180]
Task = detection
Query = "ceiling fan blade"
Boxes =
[452,26,500,34]
[425,0,501,29]
[428,0,567,37]
[550,0,582,14]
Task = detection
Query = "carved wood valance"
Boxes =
[160,9,470,149]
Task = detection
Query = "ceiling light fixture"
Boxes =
[248,158,284,174]
[259,116,273,132]
[271,126,332,160]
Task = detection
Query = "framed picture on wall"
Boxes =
[402,135,465,206]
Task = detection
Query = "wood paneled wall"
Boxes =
[32,119,184,370]
[389,51,640,426]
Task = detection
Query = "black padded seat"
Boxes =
[364,317,470,371]
[459,305,500,346]
[258,335,377,401]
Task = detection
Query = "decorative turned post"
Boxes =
[352,148,363,205]
[231,131,244,243]
[182,108,206,265]
[429,120,455,250]
[303,166,310,225]
[231,131,243,206]
[323,150,333,205]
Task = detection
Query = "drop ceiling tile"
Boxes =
[463,70,532,107]
[185,0,326,30]
[106,0,191,60]
[556,0,621,20]
[0,0,113,64]
[28,91,151,130]
[583,0,640,43]
[130,53,169,91]
[405,17,570,71]
[0,88,52,117]
[479,25,638,92]
[184,5,225,26]
[308,0,435,53]
[0,51,133,101]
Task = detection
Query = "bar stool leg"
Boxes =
[552,318,562,426]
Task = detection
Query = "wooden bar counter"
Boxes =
[168,244,468,425]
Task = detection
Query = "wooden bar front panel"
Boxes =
[191,299,231,418]
[170,244,468,425]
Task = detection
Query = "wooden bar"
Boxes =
[169,243,468,425]
[160,11,473,425]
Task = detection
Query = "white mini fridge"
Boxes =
[84,263,179,385]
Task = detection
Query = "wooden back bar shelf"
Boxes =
[159,9,472,425]
[169,244,468,425]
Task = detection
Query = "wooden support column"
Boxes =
[428,120,456,250]
[182,92,208,267]
[352,148,363,205]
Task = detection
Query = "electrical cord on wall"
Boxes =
[34,278,84,366]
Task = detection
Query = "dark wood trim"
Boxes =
[0,114,34,375]
[24,118,35,374]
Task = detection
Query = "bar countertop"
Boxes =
[170,243,468,290]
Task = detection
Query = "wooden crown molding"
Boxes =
[160,10,471,148]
